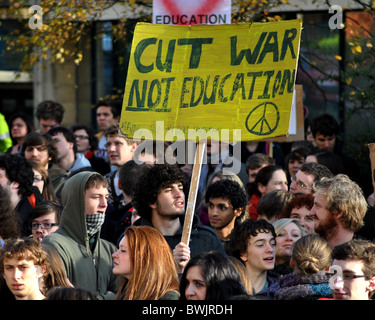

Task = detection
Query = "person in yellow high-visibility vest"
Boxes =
[0,113,12,154]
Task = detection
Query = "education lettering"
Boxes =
[120,21,302,142]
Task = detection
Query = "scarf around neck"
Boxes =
[86,213,105,238]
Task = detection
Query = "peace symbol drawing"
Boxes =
[245,102,280,136]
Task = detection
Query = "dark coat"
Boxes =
[133,214,226,258]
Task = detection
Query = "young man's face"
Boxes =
[39,118,60,133]
[314,133,336,152]
[24,145,51,169]
[31,212,59,242]
[0,168,18,195]
[208,197,241,231]
[331,259,375,300]
[150,182,185,218]
[310,193,338,239]
[51,132,73,161]
[240,231,276,274]
[96,106,118,131]
[248,163,268,183]
[106,135,136,167]
[2,257,43,300]
[84,185,109,215]
[289,170,314,195]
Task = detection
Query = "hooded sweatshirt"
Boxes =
[42,171,118,300]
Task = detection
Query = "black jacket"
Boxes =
[133,214,226,258]
[101,202,133,246]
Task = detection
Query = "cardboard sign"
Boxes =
[120,20,302,142]
[153,0,232,25]
[263,84,305,142]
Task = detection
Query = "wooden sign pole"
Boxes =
[181,141,206,245]
[368,143,375,195]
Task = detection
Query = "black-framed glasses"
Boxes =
[290,176,313,190]
[31,222,59,231]
[325,272,367,281]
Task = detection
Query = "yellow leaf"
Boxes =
[354,45,362,53]
[335,55,342,61]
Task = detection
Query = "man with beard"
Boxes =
[310,174,367,248]
[132,163,225,273]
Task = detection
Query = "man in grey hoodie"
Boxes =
[42,171,118,299]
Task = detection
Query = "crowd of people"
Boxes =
[0,99,375,302]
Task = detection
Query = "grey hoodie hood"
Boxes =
[59,171,95,245]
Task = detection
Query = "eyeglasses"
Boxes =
[74,135,89,140]
[33,176,44,183]
[326,272,367,281]
[290,176,313,190]
[31,222,59,230]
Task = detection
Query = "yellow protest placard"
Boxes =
[120,20,302,142]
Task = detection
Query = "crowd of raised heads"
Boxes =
[0,101,375,302]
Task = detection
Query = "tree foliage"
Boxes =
[5,0,375,118]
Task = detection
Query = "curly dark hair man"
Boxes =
[0,153,34,199]
[205,179,248,215]
[132,163,226,273]
[0,153,41,236]
[132,163,189,222]
[204,179,249,250]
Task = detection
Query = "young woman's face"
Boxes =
[259,169,288,195]
[11,117,28,140]
[32,169,44,195]
[184,265,207,300]
[275,222,302,262]
[112,235,132,279]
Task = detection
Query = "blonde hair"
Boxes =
[313,174,367,232]
[292,234,332,276]
[272,218,308,237]
[115,226,179,300]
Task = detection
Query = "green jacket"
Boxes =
[43,171,119,300]
[0,113,12,154]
